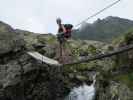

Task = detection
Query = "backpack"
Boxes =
[64,24,73,38]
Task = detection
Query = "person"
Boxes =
[56,18,73,63]
[56,18,73,44]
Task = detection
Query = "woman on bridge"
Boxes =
[56,18,73,63]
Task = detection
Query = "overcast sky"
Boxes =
[0,0,132,34]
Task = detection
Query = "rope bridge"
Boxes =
[27,43,133,66]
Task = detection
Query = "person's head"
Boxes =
[56,18,62,25]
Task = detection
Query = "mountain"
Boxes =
[72,16,133,42]
[0,21,14,32]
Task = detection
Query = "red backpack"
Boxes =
[64,24,73,38]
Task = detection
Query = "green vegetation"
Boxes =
[114,73,133,90]
[37,34,57,45]
[112,28,133,45]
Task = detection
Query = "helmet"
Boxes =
[56,18,62,24]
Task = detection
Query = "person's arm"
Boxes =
[61,24,66,33]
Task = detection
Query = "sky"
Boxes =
[0,0,132,34]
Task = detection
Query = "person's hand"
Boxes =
[56,18,62,25]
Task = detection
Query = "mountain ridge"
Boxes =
[72,16,133,42]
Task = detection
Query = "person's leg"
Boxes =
[57,33,64,63]
[62,41,74,64]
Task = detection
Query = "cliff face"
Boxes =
[0,21,133,100]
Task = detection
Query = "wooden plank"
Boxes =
[27,51,61,66]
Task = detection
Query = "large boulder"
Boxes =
[0,32,24,55]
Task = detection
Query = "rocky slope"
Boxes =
[0,21,133,100]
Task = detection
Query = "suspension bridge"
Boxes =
[27,43,133,66]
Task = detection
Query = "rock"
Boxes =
[0,32,24,55]
[41,45,56,58]
[97,81,133,100]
